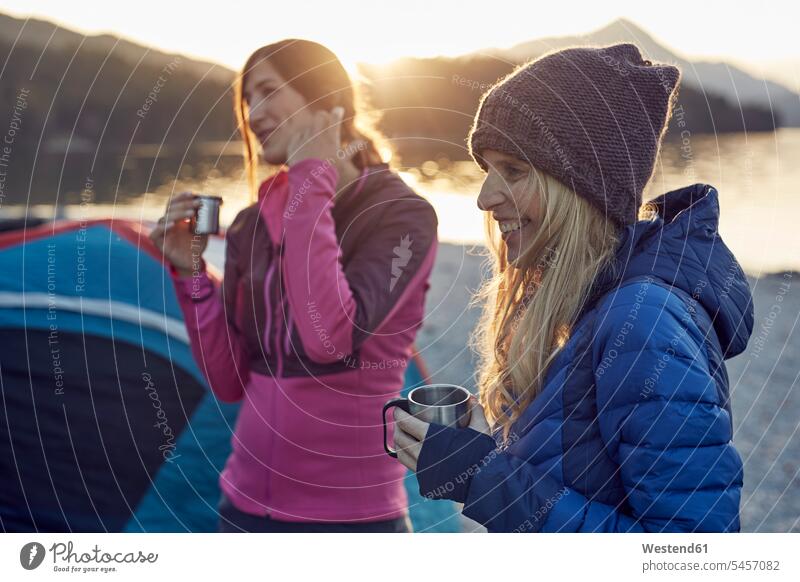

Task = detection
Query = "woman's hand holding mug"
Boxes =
[386,385,491,472]
[149,192,208,277]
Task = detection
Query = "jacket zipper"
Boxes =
[273,243,285,378]
[265,244,282,515]
[263,260,275,356]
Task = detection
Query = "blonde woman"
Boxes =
[392,44,753,532]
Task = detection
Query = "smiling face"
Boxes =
[476,149,543,264]
[242,59,315,165]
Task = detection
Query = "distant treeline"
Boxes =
[0,36,236,204]
[0,37,778,204]
[0,38,235,152]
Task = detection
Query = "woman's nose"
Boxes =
[248,98,270,125]
[477,179,505,211]
[249,105,265,126]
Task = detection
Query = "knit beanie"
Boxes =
[468,43,681,227]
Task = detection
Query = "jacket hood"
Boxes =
[585,183,754,359]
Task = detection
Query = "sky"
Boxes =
[1,0,798,87]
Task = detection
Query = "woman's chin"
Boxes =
[507,249,526,266]
[259,143,287,165]
[502,231,522,262]
[502,225,535,266]
[504,241,522,265]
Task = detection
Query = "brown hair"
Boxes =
[234,39,386,199]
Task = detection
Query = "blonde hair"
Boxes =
[470,167,631,442]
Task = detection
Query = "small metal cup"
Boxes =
[193,195,222,235]
[382,384,471,458]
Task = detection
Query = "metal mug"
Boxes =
[193,194,223,235]
[382,384,471,458]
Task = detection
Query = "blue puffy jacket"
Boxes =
[416,184,754,532]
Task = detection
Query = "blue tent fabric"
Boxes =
[123,394,240,532]
[0,220,453,532]
[0,329,205,531]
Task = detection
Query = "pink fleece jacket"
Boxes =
[171,159,438,522]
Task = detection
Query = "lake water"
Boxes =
[12,128,800,275]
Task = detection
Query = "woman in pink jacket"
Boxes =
[149,40,438,532]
